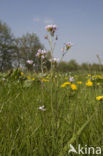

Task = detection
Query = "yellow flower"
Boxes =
[61,84,66,88]
[64,82,71,85]
[96,96,103,101]
[61,81,71,88]
[86,80,93,86]
[77,81,82,84]
[88,74,91,77]
[27,76,31,80]
[21,72,24,76]
[70,84,77,90]
[32,78,35,80]
[42,79,49,82]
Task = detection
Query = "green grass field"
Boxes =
[0,70,103,156]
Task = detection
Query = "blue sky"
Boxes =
[0,0,103,63]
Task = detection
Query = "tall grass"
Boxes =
[0,72,103,155]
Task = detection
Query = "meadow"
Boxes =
[0,24,103,156]
[0,69,103,156]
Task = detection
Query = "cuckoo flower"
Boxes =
[36,49,47,59]
[27,60,33,64]
[69,76,74,82]
[45,24,57,36]
[49,57,59,64]
[38,105,46,111]
[65,42,72,51]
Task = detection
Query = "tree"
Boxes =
[0,21,15,71]
[15,33,44,69]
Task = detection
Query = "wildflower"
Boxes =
[96,96,103,101]
[77,81,82,84]
[70,84,77,90]
[65,42,72,51]
[42,78,49,82]
[64,82,71,85]
[21,72,24,76]
[32,78,35,80]
[69,76,74,82]
[36,49,47,59]
[49,58,59,64]
[88,74,91,77]
[86,80,93,86]
[61,83,66,88]
[61,81,71,87]
[27,60,33,64]
[45,24,57,36]
[27,76,31,80]
[38,105,46,111]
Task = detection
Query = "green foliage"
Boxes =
[0,20,44,71]
[0,21,15,71]
[57,60,103,72]
[15,33,44,69]
[0,72,103,155]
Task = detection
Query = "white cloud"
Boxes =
[33,17,54,24]
[33,17,40,22]
[43,19,54,24]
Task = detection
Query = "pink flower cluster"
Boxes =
[36,49,47,59]
[45,24,57,36]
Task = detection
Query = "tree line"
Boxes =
[57,60,103,72]
[0,20,44,71]
[0,20,102,72]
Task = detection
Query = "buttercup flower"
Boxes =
[61,81,71,87]
[86,80,93,86]
[61,83,66,88]
[42,78,49,82]
[77,81,82,84]
[21,72,24,76]
[96,96,103,101]
[27,76,31,80]
[70,84,77,90]
[32,78,35,80]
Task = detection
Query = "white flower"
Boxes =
[27,60,33,64]
[49,57,59,63]
[38,105,46,111]
[69,76,74,82]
